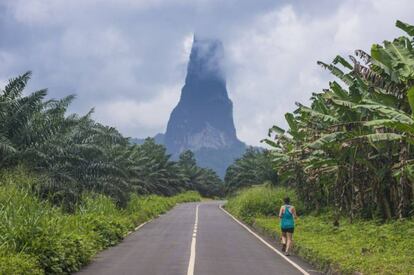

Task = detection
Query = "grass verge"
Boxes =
[225,186,414,274]
[0,169,201,274]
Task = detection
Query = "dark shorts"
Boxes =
[281,227,294,233]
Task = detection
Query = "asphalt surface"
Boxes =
[77,201,318,275]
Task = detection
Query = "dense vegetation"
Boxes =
[225,185,300,223]
[224,147,278,193]
[0,67,222,273]
[224,20,414,275]
[226,186,414,274]
[0,168,200,274]
[0,73,222,211]
[177,150,224,197]
[263,20,414,220]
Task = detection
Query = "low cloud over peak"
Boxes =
[0,0,413,145]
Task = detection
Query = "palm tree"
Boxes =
[0,72,219,211]
[224,147,278,194]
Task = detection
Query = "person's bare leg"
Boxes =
[281,232,286,244]
[281,232,287,251]
[285,232,292,255]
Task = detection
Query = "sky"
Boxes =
[0,0,413,146]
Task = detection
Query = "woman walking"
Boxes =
[278,197,297,256]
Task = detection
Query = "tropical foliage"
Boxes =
[0,168,200,274]
[224,147,278,193]
[254,215,414,274]
[226,185,414,274]
[0,74,222,210]
[225,185,300,223]
[263,20,414,220]
[178,150,224,197]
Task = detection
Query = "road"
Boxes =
[77,202,318,275]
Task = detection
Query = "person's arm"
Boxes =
[278,206,284,219]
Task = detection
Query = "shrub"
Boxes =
[226,185,302,223]
[172,191,201,203]
[0,170,201,274]
[226,185,414,274]
[0,251,43,275]
[254,216,414,274]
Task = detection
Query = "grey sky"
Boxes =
[0,0,413,145]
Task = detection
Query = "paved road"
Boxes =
[77,202,318,275]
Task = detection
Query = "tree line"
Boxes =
[263,20,414,220]
[0,73,222,211]
[224,147,278,193]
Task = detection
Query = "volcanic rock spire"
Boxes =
[164,36,245,177]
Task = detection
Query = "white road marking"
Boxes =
[219,205,310,275]
[125,220,151,236]
[187,204,199,275]
[134,220,150,231]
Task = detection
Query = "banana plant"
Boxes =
[264,20,414,220]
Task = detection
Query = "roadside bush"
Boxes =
[226,185,414,274]
[0,170,201,274]
[225,185,302,223]
[0,251,43,275]
[254,216,414,274]
[172,191,201,203]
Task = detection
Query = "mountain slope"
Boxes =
[164,37,246,177]
[134,36,246,177]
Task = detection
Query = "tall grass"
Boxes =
[225,185,302,223]
[0,170,201,274]
[226,185,414,274]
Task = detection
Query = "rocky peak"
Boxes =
[163,36,245,176]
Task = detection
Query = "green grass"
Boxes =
[226,185,414,275]
[0,169,201,274]
[0,251,43,275]
[225,185,302,223]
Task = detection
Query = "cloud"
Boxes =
[181,33,194,63]
[5,0,182,25]
[0,0,413,147]
[0,79,7,90]
[93,84,181,138]
[226,0,414,145]
[0,51,17,75]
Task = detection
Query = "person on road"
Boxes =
[278,197,297,256]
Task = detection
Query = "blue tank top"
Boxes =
[281,205,295,229]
